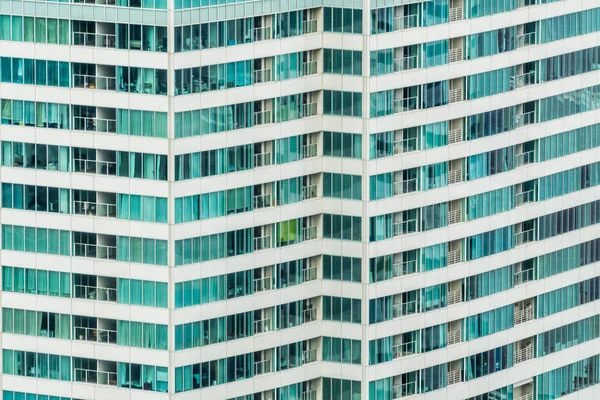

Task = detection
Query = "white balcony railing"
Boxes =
[254,360,271,376]
[393,97,418,113]
[514,71,536,88]
[254,318,272,334]
[302,348,317,364]
[393,55,418,72]
[514,268,534,286]
[517,32,536,48]
[303,19,318,34]
[393,260,417,277]
[449,47,463,63]
[514,306,534,325]
[303,102,317,117]
[254,235,272,251]
[514,344,534,364]
[253,26,272,41]
[515,150,535,167]
[303,143,317,158]
[448,168,463,184]
[392,382,417,399]
[74,368,117,386]
[73,200,116,218]
[516,111,536,127]
[303,307,317,323]
[73,284,116,302]
[302,389,318,400]
[392,179,417,196]
[449,7,463,21]
[392,300,418,318]
[448,87,463,103]
[72,32,116,48]
[448,209,462,225]
[447,289,462,306]
[73,74,117,91]
[73,116,117,133]
[74,326,117,344]
[447,369,462,386]
[447,329,461,346]
[448,248,462,265]
[303,267,317,282]
[516,393,534,400]
[448,128,462,144]
[303,60,318,76]
[302,184,317,200]
[515,229,534,246]
[392,341,417,358]
[254,68,272,84]
[393,14,418,30]
[515,190,535,207]
[303,226,318,241]
[253,110,272,126]
[392,138,417,154]
[73,243,117,260]
[254,193,272,209]
[254,276,272,292]
[254,152,272,168]
[393,219,417,236]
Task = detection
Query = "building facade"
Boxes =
[0,0,600,399]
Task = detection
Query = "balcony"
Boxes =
[74,326,117,344]
[448,87,463,103]
[393,219,417,236]
[303,225,318,241]
[449,47,463,63]
[447,329,461,346]
[514,343,534,364]
[75,368,117,386]
[447,289,462,306]
[392,137,417,155]
[393,55,418,72]
[392,381,417,399]
[73,32,116,48]
[447,369,462,386]
[73,74,117,91]
[254,276,273,292]
[515,229,534,246]
[393,14,418,30]
[253,110,272,126]
[448,247,462,265]
[303,266,317,282]
[303,143,317,158]
[254,152,272,168]
[302,389,317,400]
[449,7,463,21]
[392,341,417,358]
[516,111,535,128]
[448,168,463,184]
[517,32,536,48]
[392,179,417,196]
[253,26,272,41]
[73,158,116,175]
[74,284,116,302]
[254,68,272,84]
[393,97,418,113]
[74,200,117,218]
[392,260,417,277]
[514,71,536,89]
[303,102,318,117]
[254,359,271,376]
[73,116,117,134]
[514,267,534,286]
[254,193,272,209]
[448,209,462,225]
[392,300,418,318]
[254,318,272,334]
[514,304,534,325]
[515,189,535,207]
[74,243,117,260]
[303,307,317,323]
[303,19,318,34]
[302,348,317,364]
[303,60,318,76]
[254,235,272,251]
[515,150,535,168]
[302,184,317,200]
[448,127,462,144]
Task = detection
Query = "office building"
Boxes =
[0,0,600,399]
